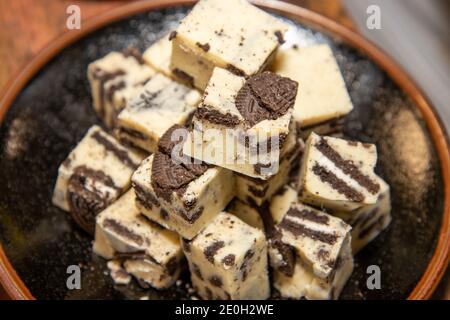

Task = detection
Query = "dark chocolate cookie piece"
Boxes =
[235,71,298,127]
[152,152,198,190]
[157,124,185,155]
[67,166,119,234]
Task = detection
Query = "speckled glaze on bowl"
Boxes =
[0,0,448,300]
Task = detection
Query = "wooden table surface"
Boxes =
[0,0,447,300]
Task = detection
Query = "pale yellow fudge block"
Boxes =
[182,212,270,300]
[94,191,184,289]
[88,50,155,128]
[235,134,303,206]
[272,44,353,127]
[143,34,173,78]
[116,73,200,153]
[183,68,297,180]
[274,235,353,300]
[298,132,381,212]
[170,0,289,90]
[52,125,145,234]
[276,202,352,279]
[132,125,235,239]
[333,176,391,253]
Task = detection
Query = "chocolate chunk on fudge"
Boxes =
[183,68,298,180]
[271,44,353,127]
[87,49,155,128]
[334,176,391,253]
[170,0,289,90]
[52,125,145,234]
[94,191,184,289]
[235,133,304,206]
[274,235,353,300]
[116,73,200,153]
[143,33,173,78]
[132,125,235,239]
[182,212,270,300]
[298,132,381,212]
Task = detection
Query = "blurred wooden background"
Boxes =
[0,0,447,300]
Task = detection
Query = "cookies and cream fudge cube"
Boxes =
[87,48,155,128]
[169,0,289,90]
[183,68,298,180]
[334,176,391,253]
[272,44,353,127]
[226,199,265,230]
[93,191,184,289]
[132,125,235,240]
[52,125,145,234]
[235,134,304,206]
[143,33,173,78]
[182,212,270,300]
[274,235,353,300]
[275,202,352,279]
[116,73,200,153]
[298,132,381,212]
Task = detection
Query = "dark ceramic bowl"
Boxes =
[0,0,449,300]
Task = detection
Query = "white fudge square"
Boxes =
[235,134,303,206]
[116,73,200,153]
[182,212,270,300]
[298,132,381,212]
[143,33,173,78]
[52,125,145,234]
[94,190,184,289]
[272,44,353,127]
[274,235,353,300]
[132,125,235,240]
[276,202,352,279]
[87,49,155,128]
[170,0,289,90]
[183,68,297,180]
[333,176,391,253]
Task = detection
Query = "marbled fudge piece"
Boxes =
[275,202,352,279]
[272,45,353,127]
[274,235,353,300]
[334,176,391,253]
[132,125,235,239]
[52,125,144,234]
[298,132,381,212]
[235,134,304,206]
[116,73,200,153]
[94,191,184,289]
[182,212,270,300]
[183,68,298,180]
[169,0,289,90]
[143,33,173,78]
[87,48,155,128]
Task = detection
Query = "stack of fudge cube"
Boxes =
[52,0,391,300]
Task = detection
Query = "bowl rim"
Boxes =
[0,0,448,300]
